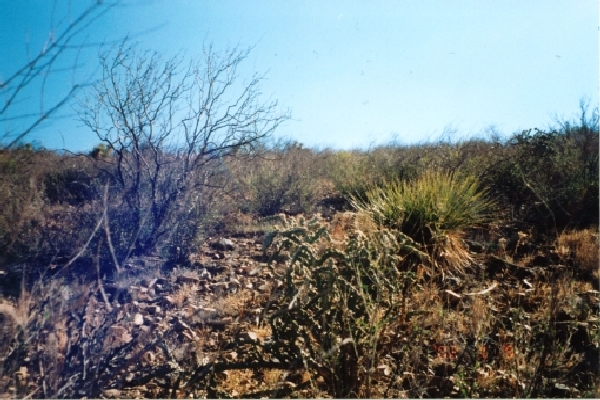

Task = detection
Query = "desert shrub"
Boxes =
[75,42,289,263]
[1,149,128,284]
[0,149,55,266]
[93,158,224,264]
[233,142,333,216]
[44,166,98,206]
[352,168,496,243]
[89,143,112,159]
[324,149,368,200]
[325,147,420,203]
[480,105,598,232]
[325,139,505,207]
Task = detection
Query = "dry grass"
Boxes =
[219,367,287,398]
[226,214,283,236]
[0,301,25,327]
[219,212,258,234]
[430,232,473,277]
[213,289,256,318]
[217,322,290,398]
[557,228,599,275]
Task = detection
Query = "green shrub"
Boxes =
[352,168,496,243]
[481,125,598,232]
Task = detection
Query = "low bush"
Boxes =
[232,142,333,216]
[352,169,496,243]
[479,106,598,232]
[44,168,98,206]
[557,228,599,282]
[325,147,420,202]
[0,149,56,266]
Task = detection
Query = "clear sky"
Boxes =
[1,0,598,151]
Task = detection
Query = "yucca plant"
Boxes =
[352,169,496,242]
[351,169,497,276]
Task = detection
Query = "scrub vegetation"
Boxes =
[0,40,598,398]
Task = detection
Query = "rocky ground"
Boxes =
[0,213,598,398]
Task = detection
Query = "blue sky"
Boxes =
[1,0,598,151]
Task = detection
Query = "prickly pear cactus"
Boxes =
[263,214,429,397]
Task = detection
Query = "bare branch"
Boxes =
[78,42,290,259]
[1,2,117,147]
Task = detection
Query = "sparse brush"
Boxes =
[351,168,497,242]
[557,228,599,279]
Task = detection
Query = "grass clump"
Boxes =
[353,168,496,243]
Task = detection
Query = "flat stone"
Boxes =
[136,293,153,302]
[258,283,269,293]
[378,365,391,376]
[211,238,235,251]
[103,389,121,398]
[160,295,176,306]
[139,325,151,333]
[198,308,218,318]
[238,331,258,342]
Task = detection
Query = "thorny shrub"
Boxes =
[230,142,333,216]
[260,212,600,397]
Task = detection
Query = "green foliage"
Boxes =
[352,169,496,242]
[89,143,112,158]
[263,215,428,397]
[481,124,598,231]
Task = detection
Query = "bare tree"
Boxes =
[0,2,117,148]
[78,42,290,260]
